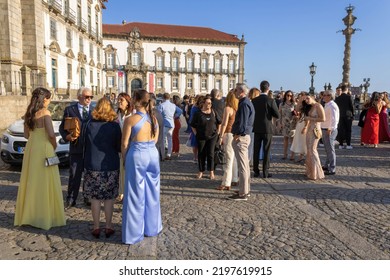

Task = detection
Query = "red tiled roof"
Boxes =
[103,22,241,43]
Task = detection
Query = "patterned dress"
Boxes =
[280,102,296,137]
[305,104,325,180]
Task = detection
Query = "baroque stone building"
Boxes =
[102,22,246,97]
[0,0,107,97]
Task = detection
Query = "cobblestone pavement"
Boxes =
[0,122,389,260]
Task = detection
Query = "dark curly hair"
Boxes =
[24,87,52,130]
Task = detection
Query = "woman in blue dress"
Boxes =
[121,89,162,244]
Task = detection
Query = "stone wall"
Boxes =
[0,96,28,130]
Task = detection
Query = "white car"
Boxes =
[1,100,76,166]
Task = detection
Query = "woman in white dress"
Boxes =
[290,93,309,162]
[116,93,133,202]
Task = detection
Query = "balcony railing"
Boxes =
[81,19,87,32]
[64,6,76,23]
[48,0,62,14]
[90,27,96,39]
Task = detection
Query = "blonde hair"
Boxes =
[248,87,260,100]
[225,89,239,111]
[92,97,117,122]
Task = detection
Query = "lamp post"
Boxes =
[360,78,370,103]
[323,83,332,91]
[309,62,316,94]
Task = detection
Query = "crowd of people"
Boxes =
[13,83,390,241]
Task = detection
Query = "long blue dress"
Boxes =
[122,111,162,244]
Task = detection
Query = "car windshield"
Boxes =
[48,100,96,121]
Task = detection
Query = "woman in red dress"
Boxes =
[378,92,390,143]
[361,92,383,148]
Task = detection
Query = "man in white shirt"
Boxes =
[321,90,340,175]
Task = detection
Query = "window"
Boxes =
[215,59,221,73]
[80,67,85,87]
[90,43,94,59]
[172,57,178,71]
[67,63,72,80]
[172,78,178,89]
[107,53,114,68]
[187,58,193,72]
[132,52,140,66]
[229,79,235,90]
[229,59,235,73]
[216,80,221,90]
[97,49,100,62]
[187,79,193,89]
[51,59,57,89]
[79,37,83,53]
[108,76,114,88]
[95,12,99,38]
[90,70,93,83]
[88,5,91,32]
[50,18,57,40]
[201,58,208,72]
[66,29,72,48]
[156,56,163,71]
[157,78,163,89]
[201,79,207,90]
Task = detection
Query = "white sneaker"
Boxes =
[339,145,345,150]
[346,145,353,150]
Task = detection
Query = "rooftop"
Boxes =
[103,22,242,43]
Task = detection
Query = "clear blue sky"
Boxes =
[103,0,390,93]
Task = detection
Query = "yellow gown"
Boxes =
[14,127,66,230]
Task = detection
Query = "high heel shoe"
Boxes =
[216,185,231,191]
[105,228,115,238]
[196,172,203,179]
[91,228,100,238]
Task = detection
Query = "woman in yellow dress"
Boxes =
[14,87,66,230]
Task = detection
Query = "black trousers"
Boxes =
[67,153,85,201]
[253,133,273,177]
[197,134,218,172]
[337,116,353,146]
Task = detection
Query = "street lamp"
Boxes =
[360,78,370,103]
[309,62,317,94]
[323,83,332,91]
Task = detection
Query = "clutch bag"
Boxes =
[45,156,60,167]
[64,117,80,138]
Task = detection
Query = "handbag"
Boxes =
[313,127,322,139]
[64,117,81,138]
[45,156,60,166]
[214,144,226,165]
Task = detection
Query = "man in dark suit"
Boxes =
[252,80,280,178]
[335,84,354,149]
[59,87,93,208]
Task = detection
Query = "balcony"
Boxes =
[90,27,96,39]
[81,19,87,32]
[48,0,62,14]
[64,6,76,24]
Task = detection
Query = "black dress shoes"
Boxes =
[253,172,260,178]
[322,166,328,171]
[324,170,336,175]
[264,173,272,178]
[84,197,91,207]
[65,199,76,208]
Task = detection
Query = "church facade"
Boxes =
[102,21,246,97]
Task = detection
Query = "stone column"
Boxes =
[238,35,246,84]
[20,65,32,96]
[0,0,23,94]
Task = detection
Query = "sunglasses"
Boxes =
[84,95,93,100]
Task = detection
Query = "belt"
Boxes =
[321,128,328,130]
